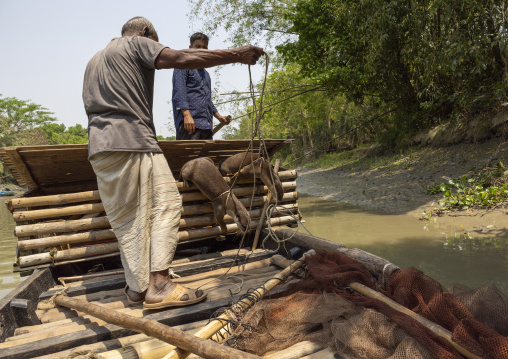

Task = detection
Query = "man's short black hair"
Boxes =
[121,17,157,38]
[190,32,209,45]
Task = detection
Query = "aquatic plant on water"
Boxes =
[426,162,508,210]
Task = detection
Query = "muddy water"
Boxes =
[0,198,24,299]
[297,195,508,296]
[0,194,506,300]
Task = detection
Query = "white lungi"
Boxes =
[90,152,182,293]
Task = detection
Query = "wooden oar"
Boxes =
[53,294,261,359]
[161,253,310,359]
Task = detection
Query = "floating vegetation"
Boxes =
[426,162,508,211]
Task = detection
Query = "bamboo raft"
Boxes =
[1,141,496,359]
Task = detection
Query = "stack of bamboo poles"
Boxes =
[6,170,299,270]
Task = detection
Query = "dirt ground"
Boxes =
[296,138,508,239]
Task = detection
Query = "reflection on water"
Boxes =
[297,195,508,296]
[0,197,24,299]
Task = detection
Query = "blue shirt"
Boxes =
[172,69,218,131]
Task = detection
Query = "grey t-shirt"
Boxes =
[83,36,166,159]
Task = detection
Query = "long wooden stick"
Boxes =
[252,159,281,250]
[7,170,297,210]
[270,257,481,359]
[348,282,482,359]
[162,253,310,359]
[12,182,296,222]
[53,295,261,359]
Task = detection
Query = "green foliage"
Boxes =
[157,135,176,141]
[189,0,507,162]
[39,123,88,144]
[187,0,295,48]
[0,94,57,147]
[225,65,383,161]
[279,0,508,129]
[426,162,508,210]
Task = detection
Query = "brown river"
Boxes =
[0,194,507,299]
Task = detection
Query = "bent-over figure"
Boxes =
[180,157,250,233]
[219,153,284,201]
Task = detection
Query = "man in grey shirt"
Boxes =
[83,17,263,309]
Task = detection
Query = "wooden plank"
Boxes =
[38,250,276,300]
[3,140,293,191]
[0,148,37,188]
[0,283,292,359]
[0,268,55,342]
[32,320,210,359]
[35,266,280,326]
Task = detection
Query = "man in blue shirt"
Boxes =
[172,33,230,140]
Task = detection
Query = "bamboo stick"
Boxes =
[14,192,298,237]
[17,205,298,252]
[12,182,296,222]
[15,216,111,238]
[53,295,261,359]
[348,282,482,359]
[252,159,281,250]
[7,170,297,210]
[18,242,119,268]
[162,253,310,359]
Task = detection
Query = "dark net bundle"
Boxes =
[228,251,508,358]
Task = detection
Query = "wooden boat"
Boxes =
[0,141,500,359]
[0,190,16,196]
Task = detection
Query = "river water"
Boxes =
[0,194,506,299]
[297,195,508,296]
[0,197,24,299]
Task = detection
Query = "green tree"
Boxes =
[188,0,296,48]
[39,123,88,144]
[279,0,508,132]
[0,95,57,147]
[157,135,176,141]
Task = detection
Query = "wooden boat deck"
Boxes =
[0,248,315,358]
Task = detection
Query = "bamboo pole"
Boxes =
[12,182,296,222]
[19,229,116,251]
[162,253,310,359]
[53,295,261,359]
[17,205,298,251]
[348,282,482,359]
[252,159,281,250]
[7,170,297,210]
[18,216,298,267]
[18,242,120,267]
[14,192,298,238]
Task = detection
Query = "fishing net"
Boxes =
[227,251,508,358]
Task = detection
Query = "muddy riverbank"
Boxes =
[296,138,508,239]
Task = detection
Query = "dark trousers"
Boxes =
[176,123,213,140]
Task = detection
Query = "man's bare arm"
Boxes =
[155,45,264,70]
